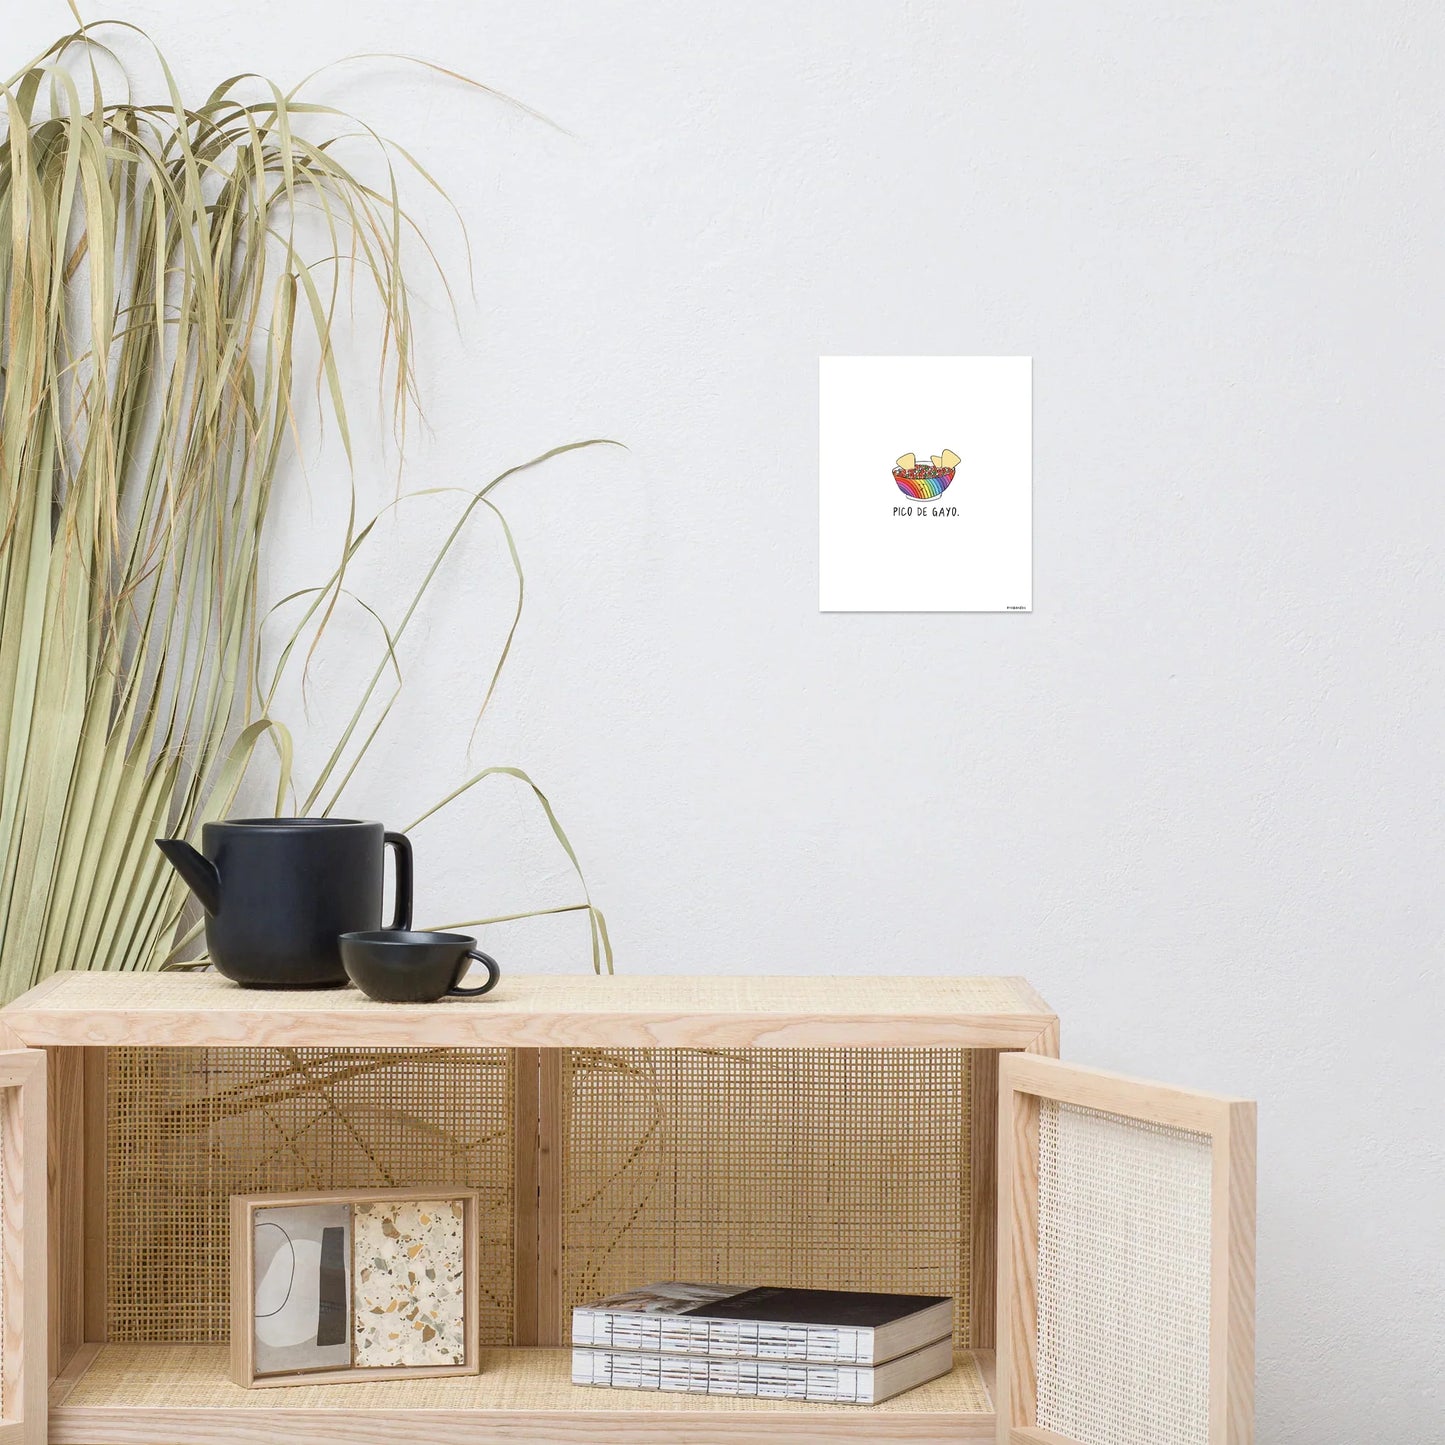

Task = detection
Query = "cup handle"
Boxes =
[384,831,413,931]
[449,950,501,997]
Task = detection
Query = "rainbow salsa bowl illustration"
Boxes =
[893,450,959,500]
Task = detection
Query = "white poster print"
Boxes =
[818,356,1032,612]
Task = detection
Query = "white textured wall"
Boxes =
[15,2,1444,1438]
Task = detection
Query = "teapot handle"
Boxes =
[384,831,413,930]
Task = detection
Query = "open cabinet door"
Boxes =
[997,1054,1254,1445]
[0,1052,45,1445]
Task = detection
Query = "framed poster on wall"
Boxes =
[818,355,1032,612]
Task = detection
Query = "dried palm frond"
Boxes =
[0,19,612,1000]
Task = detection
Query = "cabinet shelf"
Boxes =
[49,1344,997,1444]
[2,970,1057,1049]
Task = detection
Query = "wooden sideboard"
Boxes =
[0,971,1251,1445]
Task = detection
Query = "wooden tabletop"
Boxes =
[0,971,1056,1050]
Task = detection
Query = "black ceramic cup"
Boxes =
[338,930,501,1003]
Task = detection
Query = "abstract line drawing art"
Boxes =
[251,1202,354,1376]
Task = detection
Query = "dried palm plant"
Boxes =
[0,16,612,1002]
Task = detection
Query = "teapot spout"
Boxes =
[155,838,221,914]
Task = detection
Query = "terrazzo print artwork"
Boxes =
[352,1198,468,1367]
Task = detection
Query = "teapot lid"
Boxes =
[212,817,379,829]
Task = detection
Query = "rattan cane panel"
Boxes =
[562,1048,973,1345]
[106,1048,513,1344]
[1036,1100,1212,1445]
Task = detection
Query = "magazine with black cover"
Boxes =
[571,1282,954,1366]
[572,1336,954,1404]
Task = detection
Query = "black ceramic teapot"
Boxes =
[156,818,412,988]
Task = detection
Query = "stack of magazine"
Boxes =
[571,1282,954,1405]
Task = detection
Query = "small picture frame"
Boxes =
[230,1187,480,1388]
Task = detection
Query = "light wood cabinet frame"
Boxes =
[0,1050,47,1445]
[0,972,1254,1445]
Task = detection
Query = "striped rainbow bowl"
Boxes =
[892,465,955,501]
